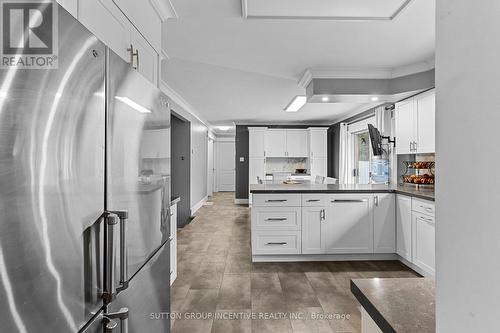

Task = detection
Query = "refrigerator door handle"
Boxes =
[105,307,129,333]
[104,213,119,304]
[108,210,129,294]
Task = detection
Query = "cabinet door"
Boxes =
[310,158,327,178]
[326,195,373,253]
[249,129,266,158]
[412,213,435,275]
[302,207,326,254]
[373,194,396,253]
[309,129,328,158]
[130,27,159,86]
[416,90,436,154]
[249,158,265,185]
[79,0,131,62]
[286,130,308,157]
[396,195,412,261]
[395,99,416,155]
[265,130,286,157]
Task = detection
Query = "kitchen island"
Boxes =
[249,183,435,276]
[351,278,435,333]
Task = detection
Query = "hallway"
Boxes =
[171,192,419,333]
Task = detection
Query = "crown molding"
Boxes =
[150,0,178,21]
[159,80,215,134]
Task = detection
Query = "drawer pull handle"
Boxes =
[266,218,287,221]
[419,217,435,224]
[331,199,366,203]
[307,199,320,202]
[266,199,287,202]
[421,206,434,212]
[265,242,287,246]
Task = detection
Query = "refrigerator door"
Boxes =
[106,49,171,289]
[105,241,171,333]
[0,6,106,333]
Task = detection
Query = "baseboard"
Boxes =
[252,253,398,262]
[396,255,434,277]
[234,198,249,205]
[190,196,208,215]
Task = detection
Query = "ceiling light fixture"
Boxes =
[284,95,306,112]
[371,96,379,102]
[218,126,231,131]
[321,96,329,102]
[116,96,152,113]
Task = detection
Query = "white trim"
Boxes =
[215,137,236,142]
[159,81,214,133]
[241,0,248,18]
[190,195,208,215]
[149,0,178,21]
[252,253,398,262]
[234,199,249,205]
[397,255,434,277]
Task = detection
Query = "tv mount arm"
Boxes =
[381,135,396,147]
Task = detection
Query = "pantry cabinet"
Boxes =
[308,128,328,158]
[395,89,435,154]
[326,194,374,254]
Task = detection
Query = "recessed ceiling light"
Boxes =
[371,96,379,102]
[218,126,231,131]
[284,95,306,112]
[321,96,329,102]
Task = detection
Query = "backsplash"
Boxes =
[266,158,308,174]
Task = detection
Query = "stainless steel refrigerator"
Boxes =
[0,5,171,333]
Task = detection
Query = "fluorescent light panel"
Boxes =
[115,96,152,113]
[284,95,307,112]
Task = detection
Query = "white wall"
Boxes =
[436,1,500,331]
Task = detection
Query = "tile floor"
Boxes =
[171,192,419,333]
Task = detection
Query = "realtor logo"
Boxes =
[0,0,58,68]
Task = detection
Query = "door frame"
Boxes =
[207,136,215,196]
[347,117,375,184]
[215,137,236,192]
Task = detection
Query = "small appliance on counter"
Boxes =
[295,168,307,174]
[402,161,435,187]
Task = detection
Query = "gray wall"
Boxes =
[436,1,499,331]
[235,124,328,200]
[171,115,191,227]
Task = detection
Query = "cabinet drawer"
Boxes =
[302,194,328,206]
[252,207,301,230]
[412,198,435,216]
[252,194,301,207]
[252,230,301,255]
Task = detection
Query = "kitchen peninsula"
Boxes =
[250,183,435,276]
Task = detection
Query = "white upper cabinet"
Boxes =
[112,0,162,52]
[396,194,412,261]
[130,27,159,86]
[395,89,435,155]
[286,130,308,157]
[395,99,416,155]
[79,0,131,62]
[265,129,308,157]
[416,91,436,154]
[310,158,327,178]
[265,130,287,157]
[373,193,396,253]
[308,128,328,158]
[249,127,267,158]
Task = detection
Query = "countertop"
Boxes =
[249,183,434,201]
[351,278,435,333]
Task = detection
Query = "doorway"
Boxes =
[171,114,191,227]
[207,138,215,196]
[347,117,375,184]
[216,140,235,192]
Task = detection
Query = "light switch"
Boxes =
[239,157,245,162]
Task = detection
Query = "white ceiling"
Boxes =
[162,0,435,130]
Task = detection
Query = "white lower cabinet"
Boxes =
[326,194,374,254]
[301,206,326,254]
[412,212,435,275]
[252,230,301,255]
[373,193,396,253]
[396,195,412,261]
